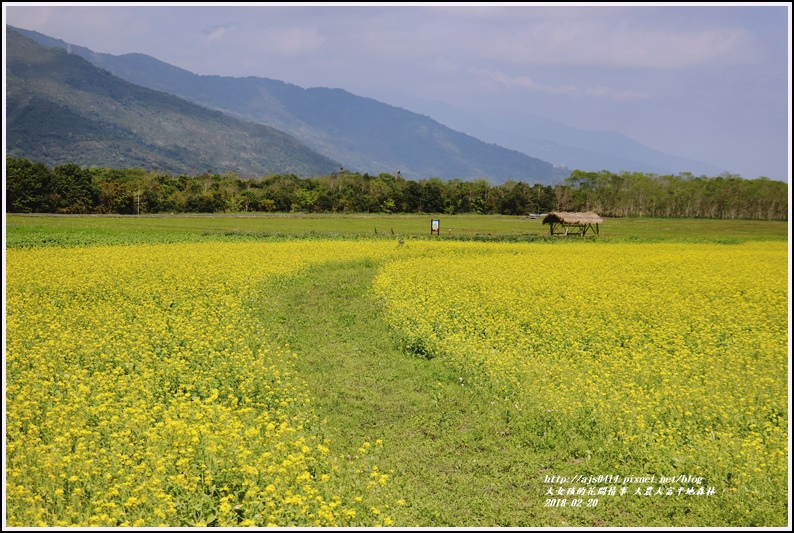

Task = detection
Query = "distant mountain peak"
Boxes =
[8,25,567,184]
[6,28,341,177]
[8,24,726,182]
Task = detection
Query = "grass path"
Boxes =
[256,258,584,527]
[253,257,747,527]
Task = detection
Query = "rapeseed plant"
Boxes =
[7,238,787,526]
[6,241,402,527]
[373,241,787,512]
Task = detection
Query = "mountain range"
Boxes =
[6,26,565,184]
[370,89,727,178]
[6,28,342,178]
[6,25,725,183]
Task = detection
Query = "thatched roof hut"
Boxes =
[542,211,603,236]
[543,212,603,225]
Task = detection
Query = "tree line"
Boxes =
[5,157,788,220]
[563,169,788,220]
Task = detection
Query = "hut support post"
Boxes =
[542,212,603,237]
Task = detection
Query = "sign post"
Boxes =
[430,219,440,236]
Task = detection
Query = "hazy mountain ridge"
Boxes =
[377,90,728,177]
[7,25,727,182]
[8,26,567,184]
[5,29,341,177]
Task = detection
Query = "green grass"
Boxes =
[253,258,764,526]
[5,213,789,248]
[4,214,788,526]
[258,259,562,526]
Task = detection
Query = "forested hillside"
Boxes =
[5,29,341,178]
[8,26,569,184]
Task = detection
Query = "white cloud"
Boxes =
[266,27,326,57]
[6,5,158,54]
[412,6,763,70]
[476,69,650,100]
[3,3,787,180]
[4,5,57,28]
[201,23,234,43]
[200,21,327,58]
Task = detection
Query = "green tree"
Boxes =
[5,156,53,213]
[499,180,532,215]
[292,188,320,213]
[401,181,422,213]
[51,163,100,213]
[420,178,447,213]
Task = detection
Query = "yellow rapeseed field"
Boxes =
[6,241,401,527]
[6,238,788,525]
[373,240,788,503]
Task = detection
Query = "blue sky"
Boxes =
[4,2,791,181]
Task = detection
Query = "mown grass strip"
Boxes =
[257,260,528,526]
[253,257,753,527]
[7,213,788,245]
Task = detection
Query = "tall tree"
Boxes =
[5,156,52,213]
[51,163,100,213]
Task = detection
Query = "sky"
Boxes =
[3,2,792,181]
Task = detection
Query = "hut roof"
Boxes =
[542,211,603,225]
